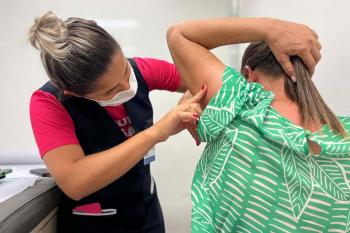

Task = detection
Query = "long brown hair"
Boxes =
[241,41,347,136]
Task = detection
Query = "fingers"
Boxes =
[178,103,203,117]
[314,38,322,51]
[311,37,322,65]
[191,104,203,115]
[302,27,321,74]
[268,20,322,79]
[276,54,296,81]
[187,127,201,146]
[177,90,193,105]
[278,39,320,78]
[310,45,321,65]
[309,27,319,40]
[309,29,322,51]
[298,49,316,75]
[187,85,208,104]
[308,32,321,66]
[177,112,198,123]
[175,86,207,136]
[171,101,202,146]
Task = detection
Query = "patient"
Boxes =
[167,18,350,232]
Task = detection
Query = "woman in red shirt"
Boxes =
[29,12,204,233]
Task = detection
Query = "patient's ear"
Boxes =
[244,65,257,83]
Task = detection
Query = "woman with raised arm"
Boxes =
[167,18,350,232]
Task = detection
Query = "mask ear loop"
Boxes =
[128,63,138,93]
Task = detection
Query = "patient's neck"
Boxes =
[258,73,302,125]
[257,73,289,101]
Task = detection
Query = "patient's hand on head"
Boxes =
[265,18,322,80]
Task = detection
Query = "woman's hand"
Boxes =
[150,85,207,143]
[264,18,322,80]
[177,88,206,146]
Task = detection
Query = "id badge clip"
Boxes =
[144,147,155,165]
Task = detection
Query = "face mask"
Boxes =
[89,64,138,107]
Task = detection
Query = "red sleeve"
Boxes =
[30,90,79,158]
[133,57,181,92]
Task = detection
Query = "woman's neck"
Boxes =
[257,74,302,126]
[257,73,289,101]
[259,75,321,132]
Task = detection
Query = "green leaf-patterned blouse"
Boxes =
[192,66,350,233]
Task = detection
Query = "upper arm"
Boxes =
[43,144,84,188]
[133,57,182,92]
[30,90,83,194]
[167,26,226,106]
[30,90,80,157]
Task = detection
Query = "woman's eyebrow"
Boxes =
[104,61,129,95]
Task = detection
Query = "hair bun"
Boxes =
[29,11,70,60]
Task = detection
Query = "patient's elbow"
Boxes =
[166,25,182,45]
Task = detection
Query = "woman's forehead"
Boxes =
[93,52,128,93]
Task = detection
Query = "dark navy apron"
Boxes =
[39,58,165,233]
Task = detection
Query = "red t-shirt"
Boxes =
[30,57,181,157]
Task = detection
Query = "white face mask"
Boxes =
[89,64,138,107]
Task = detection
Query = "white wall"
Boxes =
[238,0,350,116]
[0,1,231,232]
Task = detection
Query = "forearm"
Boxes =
[57,127,159,200]
[170,17,273,50]
[169,17,321,78]
[166,17,283,106]
[45,89,206,201]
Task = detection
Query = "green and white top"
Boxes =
[192,66,350,233]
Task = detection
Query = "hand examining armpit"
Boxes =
[177,86,207,146]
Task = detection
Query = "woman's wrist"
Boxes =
[143,124,162,144]
[257,17,277,43]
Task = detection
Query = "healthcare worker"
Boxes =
[28,12,320,233]
[29,11,204,233]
